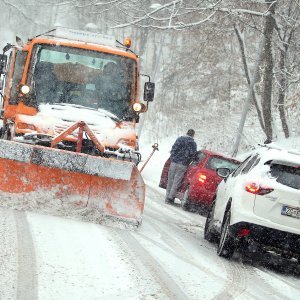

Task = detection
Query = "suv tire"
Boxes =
[217,209,235,258]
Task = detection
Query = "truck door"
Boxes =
[8,50,28,105]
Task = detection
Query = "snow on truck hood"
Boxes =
[39,103,118,126]
[17,103,136,147]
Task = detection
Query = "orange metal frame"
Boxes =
[51,121,105,153]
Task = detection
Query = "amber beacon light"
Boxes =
[124,38,132,48]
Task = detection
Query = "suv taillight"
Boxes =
[245,183,274,195]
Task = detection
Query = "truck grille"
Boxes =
[54,123,101,136]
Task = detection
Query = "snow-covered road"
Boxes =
[0,183,299,300]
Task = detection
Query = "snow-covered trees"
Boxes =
[101,0,300,151]
[1,0,299,154]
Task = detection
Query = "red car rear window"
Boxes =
[190,151,206,166]
[206,156,240,172]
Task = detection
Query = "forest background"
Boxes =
[0,0,299,156]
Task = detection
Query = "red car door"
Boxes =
[159,158,171,189]
[179,151,207,192]
[159,151,207,190]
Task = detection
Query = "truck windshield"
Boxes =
[30,44,136,119]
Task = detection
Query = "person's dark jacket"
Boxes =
[170,135,197,166]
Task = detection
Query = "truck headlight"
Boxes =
[132,102,146,113]
[20,85,30,94]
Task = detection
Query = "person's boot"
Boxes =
[165,197,174,204]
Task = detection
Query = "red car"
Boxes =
[159,149,240,212]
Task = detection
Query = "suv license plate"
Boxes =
[281,206,300,219]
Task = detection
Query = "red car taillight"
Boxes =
[245,183,274,195]
[198,173,207,184]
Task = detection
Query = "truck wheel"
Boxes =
[217,209,235,258]
[181,186,190,211]
[204,201,218,243]
[1,125,11,140]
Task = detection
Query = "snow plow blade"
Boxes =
[0,140,145,224]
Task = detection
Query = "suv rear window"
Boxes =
[269,164,300,190]
[206,157,240,172]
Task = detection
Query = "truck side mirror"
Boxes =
[144,82,155,102]
[0,54,7,75]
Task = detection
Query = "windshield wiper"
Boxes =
[52,102,97,111]
[51,102,121,122]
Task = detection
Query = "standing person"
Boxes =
[165,129,197,204]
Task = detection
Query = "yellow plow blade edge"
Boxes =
[0,140,145,224]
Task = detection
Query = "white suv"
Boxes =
[204,145,300,261]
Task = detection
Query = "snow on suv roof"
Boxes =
[254,144,300,166]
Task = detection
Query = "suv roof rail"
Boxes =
[257,143,300,156]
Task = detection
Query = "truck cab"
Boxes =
[0,28,155,163]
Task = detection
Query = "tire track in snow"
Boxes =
[262,268,300,291]
[146,186,203,222]
[213,259,248,300]
[14,211,38,300]
[145,199,215,256]
[143,210,267,300]
[145,184,300,299]
[146,186,249,299]
[248,267,291,300]
[141,213,228,281]
[149,212,249,299]
[146,202,204,228]
[0,208,18,300]
[148,206,298,298]
[115,229,189,300]
[145,186,206,227]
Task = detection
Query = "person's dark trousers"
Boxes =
[165,162,187,203]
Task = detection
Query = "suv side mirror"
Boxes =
[144,82,155,102]
[217,168,231,178]
[0,54,7,75]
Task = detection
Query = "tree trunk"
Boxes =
[234,24,266,135]
[262,1,276,142]
[278,49,290,138]
[232,36,265,157]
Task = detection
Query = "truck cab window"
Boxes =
[30,45,136,120]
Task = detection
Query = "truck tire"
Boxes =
[1,125,11,140]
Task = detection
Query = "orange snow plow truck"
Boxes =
[0,27,155,225]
